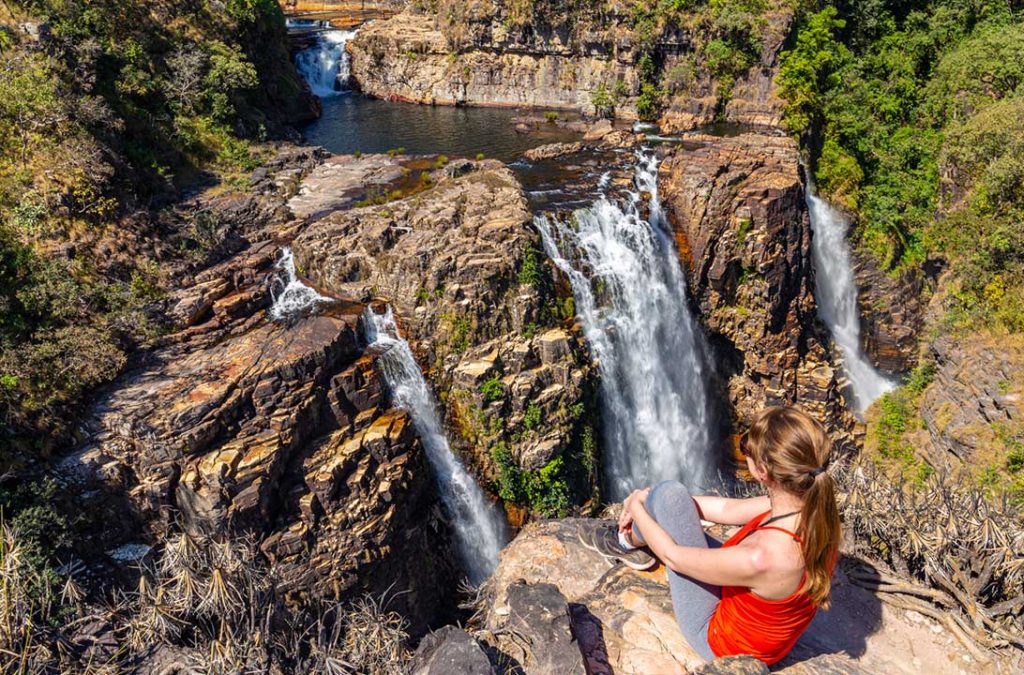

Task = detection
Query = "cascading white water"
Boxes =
[294,29,357,97]
[805,181,895,412]
[269,247,329,320]
[535,150,713,501]
[363,307,508,585]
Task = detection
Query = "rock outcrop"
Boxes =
[852,252,925,374]
[64,241,458,632]
[348,8,643,115]
[291,160,599,515]
[477,519,978,674]
[658,133,853,438]
[658,7,794,133]
[918,332,1023,467]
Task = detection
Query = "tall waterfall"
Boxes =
[269,248,329,321]
[294,30,357,97]
[535,151,713,501]
[363,307,508,585]
[805,182,895,412]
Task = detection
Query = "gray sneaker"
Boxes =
[578,522,657,570]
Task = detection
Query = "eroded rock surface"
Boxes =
[67,240,457,633]
[291,161,599,515]
[658,133,853,437]
[852,252,925,374]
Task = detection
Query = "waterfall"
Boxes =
[805,182,895,412]
[363,307,508,585]
[535,150,714,501]
[269,247,329,321]
[294,29,357,97]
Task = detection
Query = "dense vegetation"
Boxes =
[778,0,1024,331]
[0,0,308,468]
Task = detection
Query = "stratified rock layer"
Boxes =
[291,161,599,515]
[68,240,457,633]
[658,133,853,437]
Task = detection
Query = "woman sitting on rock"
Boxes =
[579,406,841,666]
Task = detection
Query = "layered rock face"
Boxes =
[659,6,794,132]
[852,253,925,374]
[658,133,853,437]
[918,332,1023,467]
[348,9,642,115]
[66,241,457,632]
[291,161,599,515]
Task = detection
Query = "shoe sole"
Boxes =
[577,526,658,571]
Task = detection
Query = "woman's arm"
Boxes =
[628,496,769,587]
[691,494,770,526]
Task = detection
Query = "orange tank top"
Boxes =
[706,511,821,665]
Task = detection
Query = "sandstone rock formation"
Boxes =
[291,160,599,515]
[919,332,1023,467]
[348,8,643,115]
[852,252,925,374]
[476,519,977,674]
[64,240,458,633]
[658,133,853,438]
[658,7,794,133]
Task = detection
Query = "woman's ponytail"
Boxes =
[746,407,842,608]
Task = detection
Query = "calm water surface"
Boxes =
[301,94,581,163]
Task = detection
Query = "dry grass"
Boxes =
[836,460,1024,663]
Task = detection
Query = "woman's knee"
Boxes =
[648,479,691,510]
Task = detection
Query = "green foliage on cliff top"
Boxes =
[0,0,305,463]
[778,1,1024,333]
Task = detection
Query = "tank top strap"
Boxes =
[754,525,803,543]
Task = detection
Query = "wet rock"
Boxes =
[659,134,854,439]
[524,142,585,162]
[409,625,495,675]
[852,251,925,374]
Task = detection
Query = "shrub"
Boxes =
[523,401,542,431]
[480,376,505,403]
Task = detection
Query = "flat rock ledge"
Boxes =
[411,519,982,674]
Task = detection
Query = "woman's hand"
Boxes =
[618,487,651,532]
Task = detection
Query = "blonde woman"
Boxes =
[580,407,841,665]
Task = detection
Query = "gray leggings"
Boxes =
[631,480,720,661]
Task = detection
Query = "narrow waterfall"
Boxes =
[294,29,357,97]
[535,150,714,501]
[269,247,329,320]
[363,307,508,585]
[805,182,895,412]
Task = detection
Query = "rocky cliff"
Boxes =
[346,1,795,124]
[407,519,977,674]
[658,133,854,439]
[291,159,600,516]
[64,238,459,633]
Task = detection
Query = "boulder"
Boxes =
[409,625,495,675]
[480,518,980,674]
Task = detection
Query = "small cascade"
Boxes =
[535,150,714,501]
[805,181,895,412]
[269,248,329,321]
[363,307,508,585]
[294,29,357,97]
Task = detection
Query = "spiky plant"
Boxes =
[837,460,1024,664]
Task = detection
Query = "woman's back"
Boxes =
[707,511,825,665]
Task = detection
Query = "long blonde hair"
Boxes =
[746,407,841,608]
